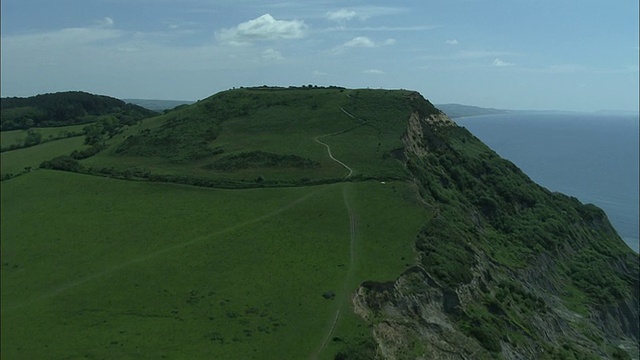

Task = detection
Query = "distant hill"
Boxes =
[124,99,195,112]
[1,91,157,130]
[436,103,511,118]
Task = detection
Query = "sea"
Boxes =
[456,113,639,253]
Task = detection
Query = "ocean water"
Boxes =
[457,113,639,253]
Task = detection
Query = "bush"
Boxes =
[206,151,320,170]
[40,156,84,172]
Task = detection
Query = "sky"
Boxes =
[1,0,638,112]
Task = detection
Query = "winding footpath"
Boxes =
[314,135,353,179]
[313,107,364,179]
[311,107,361,359]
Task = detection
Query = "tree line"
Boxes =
[1,91,156,130]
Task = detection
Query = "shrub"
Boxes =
[40,156,84,172]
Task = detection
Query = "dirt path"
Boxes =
[340,107,366,123]
[2,187,324,314]
[311,107,362,358]
[314,135,354,179]
[312,184,358,359]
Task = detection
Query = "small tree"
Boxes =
[23,129,42,146]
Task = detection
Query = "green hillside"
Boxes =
[1,87,637,359]
[80,87,418,186]
[1,136,88,177]
[1,91,157,130]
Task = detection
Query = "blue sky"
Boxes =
[1,0,638,111]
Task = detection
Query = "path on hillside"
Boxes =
[314,135,353,179]
[313,106,366,179]
[311,107,361,359]
[312,185,359,359]
[2,187,324,314]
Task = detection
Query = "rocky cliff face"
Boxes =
[352,93,639,359]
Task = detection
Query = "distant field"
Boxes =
[1,124,87,148]
[0,136,86,176]
[1,170,426,359]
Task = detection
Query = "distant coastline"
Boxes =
[437,103,639,120]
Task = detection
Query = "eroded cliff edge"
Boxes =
[352,92,639,360]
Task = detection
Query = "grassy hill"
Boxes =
[1,91,157,130]
[1,87,637,359]
[80,87,420,187]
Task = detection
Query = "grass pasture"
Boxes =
[1,124,87,148]
[82,88,419,185]
[1,170,426,359]
[0,136,87,177]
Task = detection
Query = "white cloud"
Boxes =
[313,70,328,76]
[445,39,458,45]
[342,36,395,48]
[493,58,515,67]
[325,9,360,22]
[96,17,114,27]
[216,14,307,46]
[363,69,385,74]
[261,48,283,61]
[344,36,375,47]
[324,6,408,22]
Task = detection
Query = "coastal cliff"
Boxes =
[350,92,639,359]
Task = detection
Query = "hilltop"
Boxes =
[1,91,157,130]
[1,87,637,359]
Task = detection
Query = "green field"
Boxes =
[0,136,87,177]
[0,88,430,358]
[1,124,87,148]
[1,170,425,359]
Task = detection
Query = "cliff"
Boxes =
[350,92,639,359]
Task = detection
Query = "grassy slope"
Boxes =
[83,88,413,184]
[0,136,87,176]
[1,124,87,148]
[1,170,425,359]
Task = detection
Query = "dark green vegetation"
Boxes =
[1,91,156,130]
[1,87,637,359]
[1,124,86,152]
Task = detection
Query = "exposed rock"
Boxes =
[352,98,639,359]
